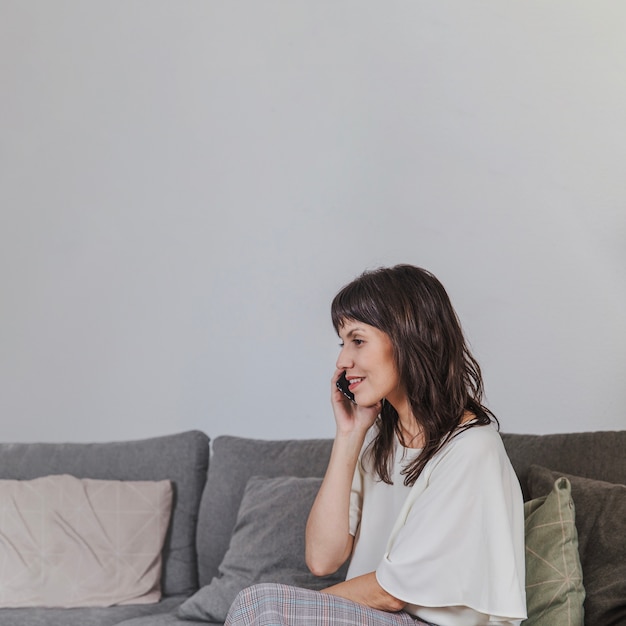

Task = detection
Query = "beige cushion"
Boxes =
[0,474,173,608]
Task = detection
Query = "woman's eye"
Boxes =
[353,339,364,346]
[338,342,345,348]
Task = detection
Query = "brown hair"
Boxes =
[331,264,497,485]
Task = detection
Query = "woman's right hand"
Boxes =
[331,368,381,437]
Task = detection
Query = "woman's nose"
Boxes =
[336,347,353,371]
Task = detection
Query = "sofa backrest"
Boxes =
[0,429,210,597]
[195,436,334,587]
[502,430,626,499]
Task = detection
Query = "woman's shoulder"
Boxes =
[455,418,500,440]
[439,420,506,463]
[420,422,512,488]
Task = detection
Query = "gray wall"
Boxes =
[1,1,624,443]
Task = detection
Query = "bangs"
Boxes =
[331,277,385,333]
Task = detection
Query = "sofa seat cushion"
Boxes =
[528,464,626,626]
[118,613,215,626]
[0,594,188,626]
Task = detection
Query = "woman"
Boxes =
[226,265,527,626]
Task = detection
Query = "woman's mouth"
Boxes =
[347,377,364,390]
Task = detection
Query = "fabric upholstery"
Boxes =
[502,431,626,500]
[0,430,209,597]
[1,429,624,626]
[195,436,333,586]
[523,476,585,626]
[528,464,626,626]
[180,476,347,622]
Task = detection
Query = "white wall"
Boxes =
[1,1,624,443]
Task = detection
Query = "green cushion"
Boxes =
[523,477,585,626]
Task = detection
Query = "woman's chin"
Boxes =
[358,397,383,410]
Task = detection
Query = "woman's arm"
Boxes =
[323,572,406,612]
[305,430,362,575]
[305,369,380,576]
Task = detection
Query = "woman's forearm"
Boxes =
[322,572,406,613]
[305,430,364,576]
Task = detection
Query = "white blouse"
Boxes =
[347,421,527,626]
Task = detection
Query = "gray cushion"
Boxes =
[528,465,626,626]
[180,475,347,622]
[502,431,626,501]
[196,436,334,587]
[0,430,210,597]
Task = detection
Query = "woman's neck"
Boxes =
[397,414,424,449]
[386,394,424,448]
[397,409,478,448]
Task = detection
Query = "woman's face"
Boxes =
[336,319,405,409]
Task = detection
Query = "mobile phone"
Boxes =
[336,371,356,404]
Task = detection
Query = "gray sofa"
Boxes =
[1,429,625,626]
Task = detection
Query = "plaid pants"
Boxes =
[224,583,431,626]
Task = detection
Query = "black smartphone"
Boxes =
[336,371,356,403]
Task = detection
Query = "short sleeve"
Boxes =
[376,426,527,622]
[348,423,378,537]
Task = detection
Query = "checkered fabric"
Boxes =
[225,583,430,626]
